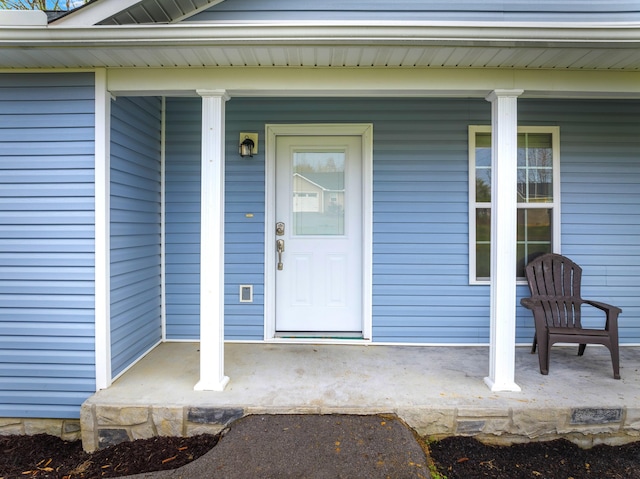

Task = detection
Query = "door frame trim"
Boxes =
[264,124,373,341]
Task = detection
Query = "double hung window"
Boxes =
[469,126,560,283]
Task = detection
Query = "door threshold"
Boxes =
[275,332,364,340]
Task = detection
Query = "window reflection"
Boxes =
[517,134,553,203]
[293,151,345,235]
[516,209,552,277]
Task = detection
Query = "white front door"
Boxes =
[274,135,363,334]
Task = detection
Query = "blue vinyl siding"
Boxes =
[188,0,640,22]
[165,97,640,345]
[164,98,201,340]
[0,73,96,418]
[110,97,162,377]
[370,100,487,343]
[224,102,266,339]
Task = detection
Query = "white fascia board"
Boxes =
[52,0,146,26]
[11,22,640,46]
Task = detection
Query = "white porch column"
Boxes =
[194,90,230,391]
[484,89,523,392]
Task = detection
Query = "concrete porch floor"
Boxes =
[81,342,640,451]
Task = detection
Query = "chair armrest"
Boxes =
[583,299,622,332]
[583,299,622,315]
[520,297,536,309]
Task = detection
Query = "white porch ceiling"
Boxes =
[4,44,640,70]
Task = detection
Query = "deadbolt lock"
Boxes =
[276,222,285,236]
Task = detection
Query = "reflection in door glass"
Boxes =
[293,151,345,235]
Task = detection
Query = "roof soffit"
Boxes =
[52,0,226,26]
[3,22,640,71]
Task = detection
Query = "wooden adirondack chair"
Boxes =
[521,253,622,379]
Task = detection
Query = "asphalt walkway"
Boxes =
[121,414,431,479]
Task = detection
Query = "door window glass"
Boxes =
[293,151,345,235]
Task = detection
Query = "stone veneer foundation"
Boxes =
[405,406,640,449]
[80,404,245,451]
[3,406,638,452]
[75,403,640,452]
[0,418,81,441]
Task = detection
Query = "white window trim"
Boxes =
[469,125,561,285]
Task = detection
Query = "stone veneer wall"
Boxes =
[4,405,639,452]
[79,404,640,452]
[0,418,81,441]
[81,405,244,451]
[405,406,640,448]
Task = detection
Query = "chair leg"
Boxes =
[531,335,537,354]
[609,343,621,380]
[536,332,549,375]
[577,344,586,356]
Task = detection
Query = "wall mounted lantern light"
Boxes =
[239,133,258,158]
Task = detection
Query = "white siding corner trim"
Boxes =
[95,69,112,390]
[161,97,167,341]
[484,89,523,393]
[194,90,230,391]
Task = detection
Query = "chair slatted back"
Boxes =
[524,253,583,329]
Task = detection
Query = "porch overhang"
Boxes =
[1,22,640,70]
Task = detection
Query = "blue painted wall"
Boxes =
[165,97,640,345]
[164,98,201,340]
[0,73,96,418]
[110,97,163,377]
[188,0,640,22]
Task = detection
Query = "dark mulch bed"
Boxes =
[0,433,218,478]
[2,432,640,479]
[428,436,640,479]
